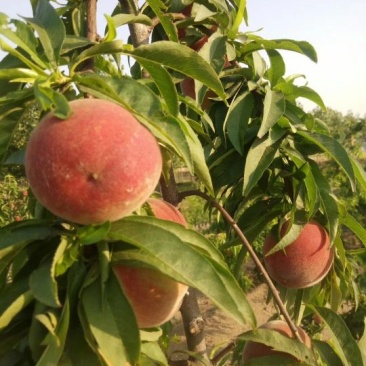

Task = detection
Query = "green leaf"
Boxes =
[77,222,112,246]
[37,298,70,366]
[351,157,366,191]
[243,36,318,63]
[80,277,137,365]
[22,0,66,67]
[0,108,23,164]
[342,213,366,247]
[0,279,33,330]
[239,328,315,364]
[258,87,285,138]
[243,135,282,197]
[359,320,366,365]
[147,0,178,42]
[70,40,128,74]
[224,91,254,155]
[265,49,286,86]
[0,68,39,82]
[34,79,71,118]
[274,82,326,110]
[228,0,247,39]
[311,306,364,366]
[297,131,356,191]
[109,216,256,328]
[181,116,214,194]
[264,221,305,256]
[61,35,94,54]
[107,272,140,364]
[111,13,153,27]
[312,339,343,366]
[29,262,61,308]
[0,19,47,69]
[284,146,319,217]
[0,220,65,253]
[103,15,117,42]
[141,341,168,365]
[0,38,46,76]
[141,60,179,116]
[130,41,226,100]
[308,160,339,244]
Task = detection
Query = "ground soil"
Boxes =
[168,283,276,362]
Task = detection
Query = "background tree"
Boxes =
[0,0,366,365]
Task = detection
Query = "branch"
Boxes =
[180,190,304,344]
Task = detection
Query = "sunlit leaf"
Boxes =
[22,0,66,67]
[243,36,318,63]
[109,216,256,328]
[80,277,137,365]
[312,306,363,366]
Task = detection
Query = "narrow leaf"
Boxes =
[275,82,326,110]
[37,299,70,366]
[224,91,254,155]
[109,216,256,328]
[298,131,356,191]
[244,36,318,63]
[265,49,286,86]
[141,61,179,116]
[258,87,285,138]
[147,0,178,42]
[29,262,61,308]
[80,279,132,366]
[342,213,366,247]
[22,0,66,67]
[243,136,282,196]
[312,306,363,366]
[130,41,226,100]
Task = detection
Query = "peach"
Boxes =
[25,99,162,225]
[114,198,188,328]
[242,320,311,363]
[147,197,187,227]
[263,221,334,289]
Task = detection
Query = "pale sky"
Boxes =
[1,0,365,116]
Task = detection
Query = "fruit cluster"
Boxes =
[25,98,188,328]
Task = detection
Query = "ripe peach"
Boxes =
[147,198,187,227]
[113,266,188,328]
[25,99,162,225]
[114,198,188,328]
[263,221,334,289]
[242,320,311,363]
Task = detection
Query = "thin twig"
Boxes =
[180,190,304,344]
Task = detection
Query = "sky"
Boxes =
[1,0,365,116]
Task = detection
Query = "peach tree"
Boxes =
[0,0,365,365]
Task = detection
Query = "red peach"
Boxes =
[263,221,334,289]
[25,99,162,225]
[114,198,188,328]
[147,198,187,227]
[242,320,311,363]
[113,266,188,328]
